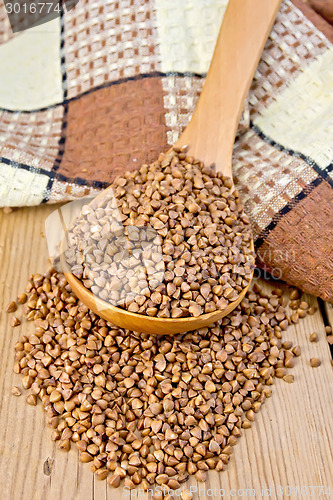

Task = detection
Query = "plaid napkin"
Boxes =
[0,0,332,302]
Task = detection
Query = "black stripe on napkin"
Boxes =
[250,122,332,248]
[254,176,323,249]
[0,156,109,190]
[51,6,68,177]
[250,122,333,187]
[0,72,205,115]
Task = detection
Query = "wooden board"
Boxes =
[0,205,332,500]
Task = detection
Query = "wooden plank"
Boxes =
[0,206,332,500]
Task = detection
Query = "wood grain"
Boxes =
[0,205,332,500]
[175,0,282,177]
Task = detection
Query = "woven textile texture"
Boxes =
[0,0,332,302]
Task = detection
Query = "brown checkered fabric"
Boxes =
[0,107,63,166]
[0,0,333,302]
[0,1,13,44]
[63,0,161,98]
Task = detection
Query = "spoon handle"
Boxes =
[176,0,282,177]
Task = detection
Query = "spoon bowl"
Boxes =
[61,0,281,335]
[61,240,254,335]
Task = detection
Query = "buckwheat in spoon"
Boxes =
[62,0,282,335]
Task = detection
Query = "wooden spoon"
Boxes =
[61,0,281,335]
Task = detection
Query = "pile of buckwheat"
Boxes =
[9,270,314,496]
[65,148,255,318]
